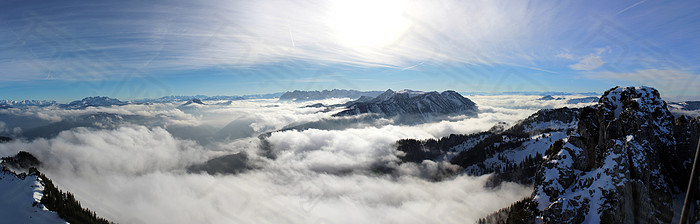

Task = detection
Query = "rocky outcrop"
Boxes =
[532,86,699,223]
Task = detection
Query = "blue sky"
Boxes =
[0,0,698,102]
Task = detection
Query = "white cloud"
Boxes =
[585,69,696,81]
[0,121,6,134]
[555,49,574,60]
[50,171,530,224]
[0,126,218,176]
[0,95,602,223]
[582,69,699,97]
[0,120,532,223]
[568,47,609,71]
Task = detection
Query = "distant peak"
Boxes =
[189,98,204,104]
[181,98,205,106]
[63,96,127,109]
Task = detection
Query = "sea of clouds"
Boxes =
[0,95,599,223]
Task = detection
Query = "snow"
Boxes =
[501,132,567,164]
[532,136,633,223]
[0,171,65,223]
[396,89,425,97]
[449,134,490,154]
[523,120,576,133]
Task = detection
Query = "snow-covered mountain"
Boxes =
[395,86,700,223]
[535,95,600,104]
[334,89,478,123]
[138,93,282,103]
[531,86,699,223]
[181,98,205,106]
[668,101,700,118]
[669,101,700,111]
[61,96,128,109]
[0,100,57,109]
[536,95,563,101]
[176,98,206,110]
[279,89,384,102]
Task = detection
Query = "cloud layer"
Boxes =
[0,95,607,223]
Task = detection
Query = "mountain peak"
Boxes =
[599,86,665,119]
[334,90,478,123]
[188,98,204,105]
[531,85,691,223]
[180,98,206,107]
[63,96,127,109]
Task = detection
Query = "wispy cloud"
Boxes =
[566,47,610,71]
[616,0,647,16]
[0,0,556,81]
[585,69,696,81]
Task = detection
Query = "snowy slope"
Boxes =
[0,169,65,223]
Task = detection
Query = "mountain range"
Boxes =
[279,89,384,102]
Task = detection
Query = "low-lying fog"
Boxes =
[0,95,603,223]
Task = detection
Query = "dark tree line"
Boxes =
[477,197,535,224]
[0,136,11,143]
[1,151,41,169]
[29,167,114,224]
[396,132,492,163]
[485,152,545,187]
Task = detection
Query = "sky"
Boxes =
[0,0,699,102]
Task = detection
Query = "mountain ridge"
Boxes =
[333,89,478,123]
[279,89,384,102]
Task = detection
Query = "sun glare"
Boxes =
[326,0,412,51]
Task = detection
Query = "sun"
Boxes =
[325,0,412,51]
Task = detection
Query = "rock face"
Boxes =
[532,86,700,223]
[334,89,478,123]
